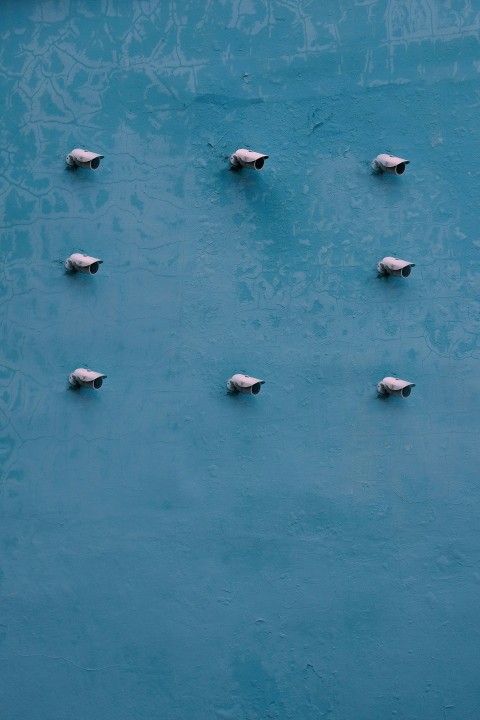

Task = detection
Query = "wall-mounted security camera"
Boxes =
[377,256,415,278]
[69,368,107,390]
[373,154,409,175]
[227,374,265,395]
[230,149,269,170]
[377,376,415,398]
[65,253,103,275]
[66,149,104,170]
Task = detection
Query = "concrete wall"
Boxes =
[1,2,479,718]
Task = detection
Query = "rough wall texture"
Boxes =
[1,1,480,718]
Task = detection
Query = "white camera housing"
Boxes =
[377,256,415,278]
[227,374,265,395]
[65,253,103,275]
[69,368,107,390]
[377,376,415,398]
[66,149,104,170]
[230,149,269,170]
[373,154,409,175]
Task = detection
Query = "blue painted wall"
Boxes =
[1,1,480,718]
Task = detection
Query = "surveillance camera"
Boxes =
[377,256,415,278]
[65,253,103,275]
[373,154,409,175]
[227,374,265,395]
[66,149,104,170]
[230,149,269,170]
[69,368,107,390]
[377,376,415,398]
